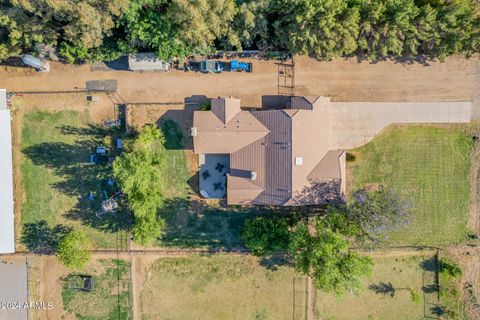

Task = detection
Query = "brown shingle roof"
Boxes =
[193,96,344,206]
[193,110,268,154]
[211,97,241,124]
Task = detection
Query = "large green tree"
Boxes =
[113,125,168,245]
[271,0,360,59]
[241,216,291,255]
[289,219,372,295]
[56,230,92,269]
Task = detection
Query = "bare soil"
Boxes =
[1,55,478,109]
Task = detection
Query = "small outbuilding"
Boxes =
[128,53,169,71]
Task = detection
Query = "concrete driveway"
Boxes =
[330,101,472,149]
[0,257,28,320]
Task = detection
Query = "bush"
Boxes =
[56,230,92,269]
[346,152,356,162]
[241,216,290,256]
[441,259,463,278]
[409,289,420,304]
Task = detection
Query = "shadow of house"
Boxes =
[289,179,344,206]
[155,95,210,150]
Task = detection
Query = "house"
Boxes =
[192,95,472,206]
[192,96,346,206]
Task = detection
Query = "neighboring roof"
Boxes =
[128,52,169,71]
[0,109,14,254]
[211,97,241,124]
[193,108,269,154]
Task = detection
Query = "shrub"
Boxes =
[241,216,290,256]
[56,230,92,269]
[346,152,356,162]
[441,259,463,278]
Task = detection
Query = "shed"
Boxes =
[128,53,169,71]
[0,97,15,254]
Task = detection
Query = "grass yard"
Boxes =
[159,201,262,248]
[316,253,438,320]
[62,259,131,320]
[159,119,192,199]
[21,110,126,248]
[141,255,301,320]
[349,126,473,246]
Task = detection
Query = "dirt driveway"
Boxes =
[0,55,479,113]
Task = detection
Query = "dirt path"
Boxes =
[1,55,479,109]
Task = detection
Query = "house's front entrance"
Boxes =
[199,154,230,199]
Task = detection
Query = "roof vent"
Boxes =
[191,127,197,136]
[251,171,257,181]
[295,157,303,165]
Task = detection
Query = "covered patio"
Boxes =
[199,154,230,199]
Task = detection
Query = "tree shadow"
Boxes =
[158,197,295,250]
[419,257,437,272]
[20,220,72,254]
[289,179,344,206]
[259,254,292,271]
[368,282,396,297]
[22,123,130,235]
[422,284,439,294]
[430,304,445,316]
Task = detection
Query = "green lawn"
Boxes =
[141,255,301,320]
[349,126,473,246]
[316,254,438,320]
[62,259,131,320]
[21,110,125,248]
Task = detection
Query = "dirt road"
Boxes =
[1,56,479,114]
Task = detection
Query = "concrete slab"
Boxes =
[330,101,472,149]
[199,154,229,198]
[0,257,28,320]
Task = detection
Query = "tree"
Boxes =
[271,0,360,59]
[167,0,239,54]
[121,0,189,60]
[56,230,92,269]
[349,187,412,241]
[289,220,372,295]
[357,0,422,60]
[241,216,291,255]
[232,0,270,50]
[113,125,168,245]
